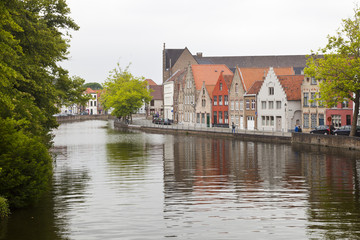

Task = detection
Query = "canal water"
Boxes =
[1,120,360,240]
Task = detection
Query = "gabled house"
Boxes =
[85,88,98,115]
[195,82,214,127]
[257,68,303,132]
[147,82,163,117]
[180,64,233,125]
[212,72,233,127]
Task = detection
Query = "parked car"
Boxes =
[152,117,160,124]
[310,125,335,135]
[80,111,89,115]
[160,118,171,125]
[333,125,360,136]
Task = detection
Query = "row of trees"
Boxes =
[0,0,88,209]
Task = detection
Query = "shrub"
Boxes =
[0,197,10,219]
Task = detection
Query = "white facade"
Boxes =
[257,68,302,132]
[163,80,174,120]
[87,93,98,115]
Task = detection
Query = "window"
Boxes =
[251,100,255,110]
[219,111,223,124]
[276,101,281,109]
[220,83,223,90]
[262,101,266,109]
[213,111,217,124]
[270,116,274,126]
[201,113,205,123]
[303,114,309,128]
[310,93,316,107]
[150,100,154,106]
[342,100,349,108]
[94,101,97,107]
[311,114,317,128]
[311,77,317,85]
[202,99,206,107]
[90,101,93,107]
[268,101,274,109]
[346,115,351,125]
[240,100,243,110]
[213,96,217,106]
[235,83,239,93]
[224,95,228,105]
[197,113,200,123]
[219,96,223,105]
[262,116,265,126]
[246,100,250,110]
[303,93,309,107]
[318,93,324,107]
[269,87,274,95]
[319,114,324,126]
[332,115,341,128]
[203,88,205,95]
[224,111,229,124]
[266,116,270,126]
[231,101,234,110]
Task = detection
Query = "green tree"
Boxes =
[101,64,152,121]
[305,6,360,136]
[0,0,82,208]
[84,82,103,90]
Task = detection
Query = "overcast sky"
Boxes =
[61,0,358,85]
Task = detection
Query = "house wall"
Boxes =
[229,69,245,129]
[301,77,326,132]
[287,101,302,131]
[244,95,257,130]
[164,81,174,120]
[326,101,354,127]
[183,67,197,124]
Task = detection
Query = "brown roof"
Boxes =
[85,88,97,94]
[149,85,163,100]
[239,67,294,92]
[223,74,233,89]
[164,69,186,83]
[246,81,264,95]
[278,75,304,101]
[145,79,157,86]
[191,65,233,91]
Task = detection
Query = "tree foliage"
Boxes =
[0,0,82,208]
[84,82,103,90]
[101,64,152,119]
[305,6,360,136]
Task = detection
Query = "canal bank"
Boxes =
[114,119,360,151]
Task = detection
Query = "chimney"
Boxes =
[196,52,203,58]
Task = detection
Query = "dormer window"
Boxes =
[220,83,223,91]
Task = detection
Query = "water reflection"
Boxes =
[1,121,360,240]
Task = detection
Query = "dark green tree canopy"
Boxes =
[84,82,103,90]
[0,0,84,208]
[305,6,360,136]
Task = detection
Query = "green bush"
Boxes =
[0,197,10,219]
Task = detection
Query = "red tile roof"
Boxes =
[191,65,233,90]
[145,79,157,86]
[205,85,215,96]
[246,81,264,95]
[278,75,304,101]
[85,88,97,94]
[238,67,294,92]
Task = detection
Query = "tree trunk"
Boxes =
[350,91,360,136]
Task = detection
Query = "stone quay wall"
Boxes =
[56,114,115,123]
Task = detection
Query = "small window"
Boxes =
[262,101,266,109]
[213,96,217,106]
[235,83,239,93]
[219,96,223,106]
[269,87,274,95]
[311,77,317,85]
[276,101,281,109]
[268,101,274,109]
[246,100,250,110]
[220,83,223,91]
[224,95,228,106]
[251,100,255,110]
[303,92,309,107]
